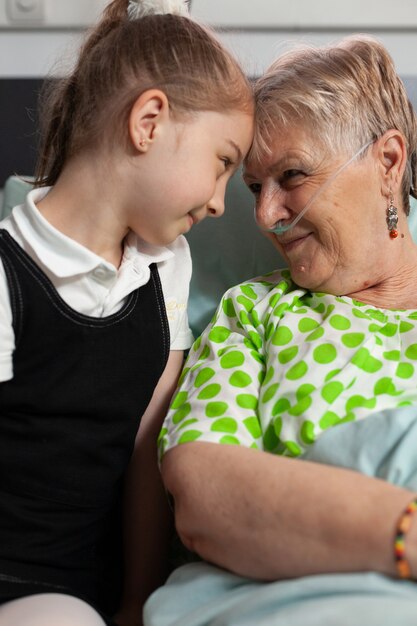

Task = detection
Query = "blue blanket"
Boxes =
[144,407,417,625]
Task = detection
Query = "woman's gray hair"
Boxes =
[250,35,417,214]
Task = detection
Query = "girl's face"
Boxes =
[243,125,394,297]
[127,109,253,246]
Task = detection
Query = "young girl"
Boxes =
[0,0,254,624]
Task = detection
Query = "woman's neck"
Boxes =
[347,243,417,310]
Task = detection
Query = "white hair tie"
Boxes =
[127,0,189,19]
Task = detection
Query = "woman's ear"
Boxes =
[128,89,170,152]
[376,129,407,196]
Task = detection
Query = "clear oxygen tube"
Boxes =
[255,139,374,235]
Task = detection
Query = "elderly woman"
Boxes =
[145,36,417,625]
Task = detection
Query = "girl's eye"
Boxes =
[221,157,233,170]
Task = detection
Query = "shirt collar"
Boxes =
[11,187,174,278]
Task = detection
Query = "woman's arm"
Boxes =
[162,441,417,581]
[115,350,184,626]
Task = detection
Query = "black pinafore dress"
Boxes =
[0,230,170,624]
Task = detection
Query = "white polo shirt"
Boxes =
[0,187,194,382]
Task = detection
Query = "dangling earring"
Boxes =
[386,192,399,239]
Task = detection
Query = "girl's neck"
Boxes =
[36,154,128,269]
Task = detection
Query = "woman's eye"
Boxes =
[284,169,303,179]
[281,169,305,185]
[248,182,262,196]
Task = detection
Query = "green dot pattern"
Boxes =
[208,326,231,343]
[158,270,417,462]
[197,384,221,400]
[194,367,215,388]
[229,371,252,388]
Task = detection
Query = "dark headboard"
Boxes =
[0,78,43,186]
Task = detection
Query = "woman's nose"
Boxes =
[254,181,289,232]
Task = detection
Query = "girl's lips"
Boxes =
[189,212,204,227]
[185,213,200,232]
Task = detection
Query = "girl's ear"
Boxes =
[376,129,407,196]
[128,89,170,152]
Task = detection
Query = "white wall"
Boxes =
[193,0,417,76]
[193,0,417,27]
[0,0,106,77]
[3,27,417,79]
[1,0,417,77]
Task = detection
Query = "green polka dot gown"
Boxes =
[159,270,417,458]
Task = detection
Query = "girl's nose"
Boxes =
[207,183,226,218]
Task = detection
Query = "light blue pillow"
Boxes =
[1,176,33,220]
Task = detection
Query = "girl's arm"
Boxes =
[115,350,184,626]
[162,441,417,581]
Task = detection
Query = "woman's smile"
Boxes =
[279,232,313,254]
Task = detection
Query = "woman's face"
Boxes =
[244,125,392,296]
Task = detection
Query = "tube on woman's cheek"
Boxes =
[256,140,374,235]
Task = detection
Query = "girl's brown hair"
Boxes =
[35,0,253,187]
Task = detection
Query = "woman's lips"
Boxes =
[279,232,312,253]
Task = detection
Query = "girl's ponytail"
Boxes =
[35,3,128,186]
[35,77,77,188]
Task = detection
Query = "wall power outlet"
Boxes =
[6,0,45,24]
